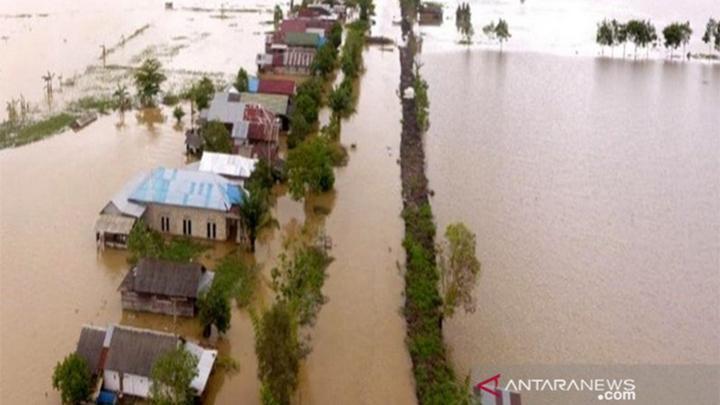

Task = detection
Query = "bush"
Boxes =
[286,137,335,199]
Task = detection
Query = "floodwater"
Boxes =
[423,51,720,373]
[1,1,416,404]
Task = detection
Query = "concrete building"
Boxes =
[127,167,245,242]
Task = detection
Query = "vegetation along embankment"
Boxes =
[398,0,482,403]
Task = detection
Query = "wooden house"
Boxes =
[119,258,214,317]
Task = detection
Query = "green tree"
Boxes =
[173,105,185,124]
[455,3,474,44]
[626,19,656,59]
[328,79,353,116]
[328,22,343,49]
[596,19,615,56]
[702,18,718,53]
[273,5,283,29]
[357,0,375,22]
[437,223,481,318]
[254,302,302,405]
[311,43,338,77]
[663,21,691,59]
[289,111,311,147]
[202,120,233,153]
[286,136,335,199]
[294,93,319,124]
[482,21,496,40]
[52,353,92,405]
[495,18,511,51]
[198,281,232,336]
[113,84,132,113]
[134,58,166,107]
[612,20,628,58]
[247,158,279,191]
[238,186,276,252]
[190,76,215,110]
[271,246,331,326]
[234,68,249,93]
[149,346,199,405]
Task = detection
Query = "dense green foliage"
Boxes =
[286,136,335,199]
[188,76,216,110]
[701,18,720,52]
[202,120,233,153]
[414,67,430,133]
[246,158,283,192]
[134,58,166,107]
[127,220,206,264]
[328,78,354,117]
[271,246,331,326]
[625,19,657,59]
[52,353,92,405]
[214,254,258,308]
[199,279,232,335]
[596,19,615,54]
[234,68,249,93]
[662,21,692,57]
[328,22,343,49]
[238,186,276,252]
[113,84,132,112]
[149,347,199,405]
[340,23,367,79]
[254,302,302,405]
[455,3,474,44]
[438,223,481,318]
[402,205,469,404]
[311,42,338,77]
[173,105,185,123]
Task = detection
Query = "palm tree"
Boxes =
[238,187,277,252]
[113,84,131,113]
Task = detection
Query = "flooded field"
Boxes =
[2,0,720,403]
[423,50,719,372]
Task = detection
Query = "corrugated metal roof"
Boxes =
[95,214,136,234]
[199,152,257,179]
[101,173,148,218]
[128,167,244,212]
[186,341,217,394]
[202,92,246,124]
[258,79,296,96]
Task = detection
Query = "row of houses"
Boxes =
[75,5,350,403]
[257,4,344,75]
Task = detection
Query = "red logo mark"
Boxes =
[475,374,502,397]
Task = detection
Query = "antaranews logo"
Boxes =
[474,373,636,402]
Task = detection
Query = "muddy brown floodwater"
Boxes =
[1,0,417,402]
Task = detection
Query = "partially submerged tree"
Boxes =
[234,68,249,93]
[198,280,232,337]
[626,19,656,59]
[663,21,692,59]
[238,186,276,252]
[455,3,474,44]
[149,346,199,405]
[254,302,302,405]
[113,84,132,113]
[202,120,233,153]
[612,20,628,58]
[52,353,92,405]
[596,19,615,56]
[286,136,335,199]
[495,18,511,51]
[701,18,718,53]
[328,79,353,117]
[438,223,481,319]
[134,58,166,107]
[311,42,338,77]
[173,105,185,124]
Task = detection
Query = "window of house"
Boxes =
[183,218,192,236]
[207,221,217,239]
[160,216,170,232]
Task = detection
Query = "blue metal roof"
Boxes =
[128,167,244,212]
[248,77,260,93]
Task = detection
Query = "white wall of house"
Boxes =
[144,204,230,241]
[103,370,151,398]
